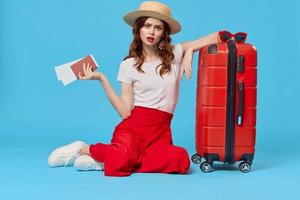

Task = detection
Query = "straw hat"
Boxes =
[123,1,181,34]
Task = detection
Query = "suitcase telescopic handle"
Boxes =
[237,81,244,126]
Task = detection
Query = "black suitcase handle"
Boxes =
[237,55,245,73]
[237,81,244,126]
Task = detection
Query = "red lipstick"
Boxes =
[146,36,154,43]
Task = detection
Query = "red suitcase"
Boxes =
[191,31,257,173]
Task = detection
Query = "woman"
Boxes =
[48,1,219,176]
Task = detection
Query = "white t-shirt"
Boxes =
[117,44,183,114]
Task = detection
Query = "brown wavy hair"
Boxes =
[123,17,174,77]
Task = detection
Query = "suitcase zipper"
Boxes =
[225,39,237,163]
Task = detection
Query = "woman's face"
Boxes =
[139,17,164,48]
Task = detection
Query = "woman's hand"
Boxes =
[180,48,193,80]
[78,63,103,81]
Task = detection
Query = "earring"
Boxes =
[159,40,164,50]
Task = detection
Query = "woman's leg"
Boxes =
[133,114,190,174]
[136,144,190,174]
[79,145,90,155]
[88,127,141,176]
[71,145,104,171]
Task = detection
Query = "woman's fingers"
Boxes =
[186,67,189,80]
[180,64,185,80]
[187,65,191,80]
[79,63,86,80]
[186,60,192,80]
[85,63,90,78]
[78,72,84,79]
[86,64,92,79]
[181,62,191,80]
[79,63,96,80]
[83,63,89,79]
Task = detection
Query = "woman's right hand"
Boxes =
[78,63,104,82]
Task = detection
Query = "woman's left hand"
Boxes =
[180,48,193,80]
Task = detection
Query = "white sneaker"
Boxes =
[74,155,104,171]
[48,140,87,167]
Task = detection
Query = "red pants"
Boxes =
[89,106,190,176]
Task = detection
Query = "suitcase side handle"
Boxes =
[237,55,245,73]
[237,81,244,126]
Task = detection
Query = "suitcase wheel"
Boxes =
[239,161,251,173]
[200,161,213,173]
[191,153,202,164]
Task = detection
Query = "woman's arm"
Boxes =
[99,74,133,119]
[179,32,219,80]
[181,32,219,53]
[79,64,133,119]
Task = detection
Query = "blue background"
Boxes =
[1,0,299,199]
